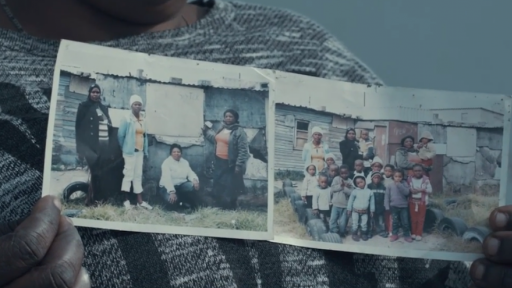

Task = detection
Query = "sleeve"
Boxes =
[117,116,127,148]
[366,146,375,160]
[312,188,319,210]
[160,159,175,192]
[347,191,355,211]
[235,128,250,168]
[384,185,390,210]
[75,103,86,155]
[330,176,342,193]
[186,161,199,182]
[143,119,149,156]
[398,182,410,196]
[425,179,433,194]
[425,145,437,159]
[338,141,346,161]
[343,186,353,198]
[203,129,216,143]
[369,191,375,213]
[395,150,415,169]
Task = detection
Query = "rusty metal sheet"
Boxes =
[388,121,418,144]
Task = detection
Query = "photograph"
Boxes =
[271,72,511,261]
[43,40,274,239]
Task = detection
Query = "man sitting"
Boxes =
[158,143,201,210]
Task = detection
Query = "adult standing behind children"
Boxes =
[329,165,353,237]
[302,126,330,175]
[395,135,422,178]
[339,128,362,172]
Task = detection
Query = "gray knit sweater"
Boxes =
[0,1,470,287]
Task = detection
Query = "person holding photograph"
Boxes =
[302,126,330,175]
[407,164,433,241]
[159,143,201,210]
[339,128,362,172]
[329,165,353,237]
[347,175,374,242]
[395,135,422,178]
[75,83,121,206]
[312,173,332,227]
[203,109,249,210]
[384,169,413,243]
[117,94,153,211]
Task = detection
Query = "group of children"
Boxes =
[300,154,432,243]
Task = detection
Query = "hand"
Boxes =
[470,205,512,288]
[417,143,424,149]
[0,195,90,288]
[193,180,200,190]
[313,209,319,214]
[168,192,178,204]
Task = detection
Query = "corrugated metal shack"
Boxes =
[274,103,504,194]
[53,71,269,191]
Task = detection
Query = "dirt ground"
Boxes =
[273,180,482,253]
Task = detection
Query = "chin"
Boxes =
[86,0,187,24]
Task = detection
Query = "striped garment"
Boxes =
[0,0,472,287]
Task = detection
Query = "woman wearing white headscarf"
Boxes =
[301,126,330,175]
[117,94,153,210]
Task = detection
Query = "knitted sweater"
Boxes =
[0,1,470,287]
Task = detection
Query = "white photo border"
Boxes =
[43,40,275,240]
[270,71,512,261]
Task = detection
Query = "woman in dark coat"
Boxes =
[339,128,362,172]
[75,84,123,206]
[203,109,250,210]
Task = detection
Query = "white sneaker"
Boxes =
[411,234,417,240]
[123,200,134,210]
[137,201,153,210]
[415,236,422,241]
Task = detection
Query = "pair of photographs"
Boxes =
[44,40,512,262]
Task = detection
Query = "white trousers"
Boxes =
[121,152,144,194]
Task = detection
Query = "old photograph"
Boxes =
[271,72,511,261]
[43,41,273,239]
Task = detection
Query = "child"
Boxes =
[417,131,436,172]
[367,171,387,238]
[365,156,383,188]
[350,159,368,179]
[383,164,395,187]
[407,164,433,241]
[347,175,375,242]
[329,165,354,236]
[384,169,412,243]
[321,153,337,174]
[301,164,318,209]
[325,164,339,186]
[313,173,332,226]
[382,164,395,237]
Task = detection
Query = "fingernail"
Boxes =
[495,212,508,228]
[485,237,500,256]
[53,197,62,211]
[472,262,485,280]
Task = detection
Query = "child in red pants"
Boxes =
[407,164,433,241]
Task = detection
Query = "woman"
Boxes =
[75,84,122,206]
[203,109,250,210]
[339,128,362,172]
[159,143,201,210]
[117,94,152,210]
[395,135,422,178]
[302,126,330,175]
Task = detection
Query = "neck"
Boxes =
[133,111,140,118]
[0,0,207,41]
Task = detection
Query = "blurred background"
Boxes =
[240,0,512,95]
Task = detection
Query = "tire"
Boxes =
[423,208,444,234]
[62,209,83,218]
[284,187,296,198]
[293,199,305,214]
[282,179,293,189]
[290,193,302,208]
[294,200,307,224]
[319,233,343,243]
[462,226,491,243]
[62,181,89,202]
[307,219,327,241]
[305,208,320,224]
[437,217,468,237]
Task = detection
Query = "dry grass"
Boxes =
[273,198,310,240]
[63,197,268,232]
[429,193,498,228]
